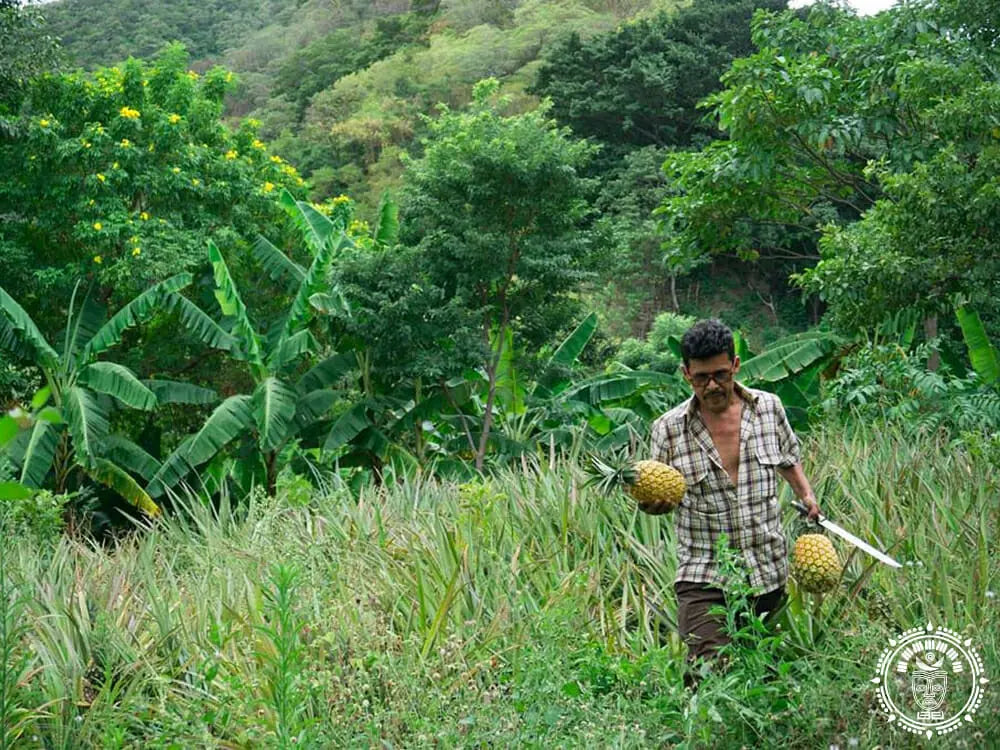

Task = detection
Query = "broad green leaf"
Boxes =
[63,386,108,468]
[0,415,17,448]
[83,273,192,360]
[280,188,337,252]
[739,331,840,382]
[280,230,351,340]
[208,242,263,367]
[30,386,51,410]
[956,306,999,385]
[0,481,33,500]
[308,292,350,317]
[547,312,598,371]
[252,378,297,451]
[375,191,400,247]
[183,394,254,468]
[17,419,58,488]
[252,234,305,288]
[143,379,218,405]
[323,402,370,452]
[294,389,337,428]
[167,294,238,351]
[88,458,160,516]
[494,326,525,416]
[269,329,316,371]
[297,351,357,394]
[102,436,161,480]
[0,285,58,367]
[80,362,157,410]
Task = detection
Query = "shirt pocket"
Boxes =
[674,451,727,515]
[752,434,782,501]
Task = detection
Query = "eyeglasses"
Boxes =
[688,368,734,387]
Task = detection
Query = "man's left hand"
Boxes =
[804,498,821,521]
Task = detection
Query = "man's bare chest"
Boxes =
[702,413,742,486]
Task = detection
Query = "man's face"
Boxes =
[683,352,739,413]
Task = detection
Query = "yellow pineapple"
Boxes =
[589,456,686,515]
[791,534,842,593]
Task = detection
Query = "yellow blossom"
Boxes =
[282,164,297,176]
[332,195,350,206]
[171,167,180,174]
[191,178,200,186]
[225,72,233,82]
[296,177,305,186]
[119,106,140,120]
[187,71,199,79]
[252,139,265,150]
[88,200,95,206]
[270,155,283,164]
[130,235,139,243]
[39,118,50,127]
[96,173,106,183]
[262,181,275,193]
[132,247,141,257]
[120,139,131,148]
[93,222,102,231]
[247,118,261,128]
[140,212,149,220]
[148,144,154,152]
[82,140,92,149]
[348,219,369,234]
[225,149,238,160]
[113,162,120,169]
[168,113,181,124]
[93,255,102,264]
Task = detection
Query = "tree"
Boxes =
[398,79,596,469]
[530,0,787,164]
[0,274,229,514]
[0,43,302,337]
[657,1,1000,333]
[147,191,357,498]
[0,0,60,115]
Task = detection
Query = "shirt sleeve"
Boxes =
[774,397,801,468]
[651,416,672,464]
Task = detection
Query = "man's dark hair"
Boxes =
[681,319,735,366]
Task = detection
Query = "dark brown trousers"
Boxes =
[674,580,786,686]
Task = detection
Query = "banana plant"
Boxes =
[0,275,230,514]
[956,305,999,386]
[147,191,357,497]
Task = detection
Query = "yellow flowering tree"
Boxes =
[0,42,302,337]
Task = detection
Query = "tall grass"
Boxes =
[4,422,998,748]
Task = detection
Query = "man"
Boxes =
[650,319,820,684]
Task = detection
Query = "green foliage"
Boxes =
[0,43,301,335]
[149,193,356,498]
[531,0,786,161]
[0,278,232,514]
[0,0,61,115]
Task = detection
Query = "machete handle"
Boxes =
[789,499,825,524]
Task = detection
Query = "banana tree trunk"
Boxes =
[924,315,939,372]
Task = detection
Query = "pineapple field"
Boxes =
[1,423,997,748]
[3,0,1000,747]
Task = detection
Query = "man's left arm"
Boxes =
[770,395,821,520]
[777,464,820,520]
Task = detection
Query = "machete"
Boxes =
[790,499,902,569]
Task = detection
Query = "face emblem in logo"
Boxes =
[872,624,989,738]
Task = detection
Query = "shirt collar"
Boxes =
[683,381,757,423]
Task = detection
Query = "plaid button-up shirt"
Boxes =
[650,382,801,594]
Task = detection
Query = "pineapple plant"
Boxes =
[790,534,842,593]
[588,455,687,515]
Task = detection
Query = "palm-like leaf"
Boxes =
[956,306,999,385]
[279,189,338,252]
[102,436,161,480]
[739,331,842,382]
[252,378,297,451]
[208,242,263,368]
[79,362,157,410]
[0,286,58,368]
[147,395,253,497]
[167,293,238,351]
[324,402,371,452]
[252,234,305,288]
[62,386,108,469]
[143,379,218,405]
[297,352,357,394]
[88,458,160,516]
[279,230,351,341]
[15,419,58,488]
[269,329,317,372]
[374,191,400,247]
[83,273,192,360]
